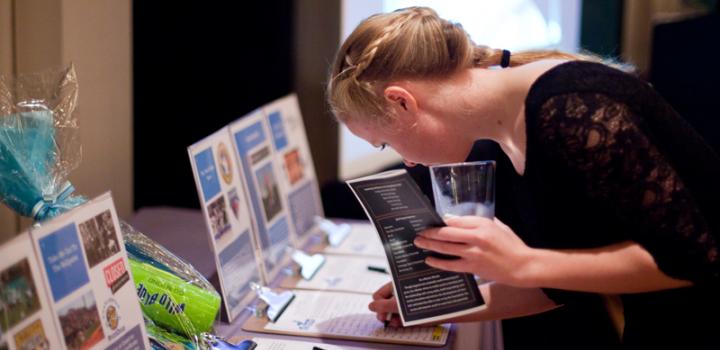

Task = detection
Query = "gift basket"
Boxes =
[0,66,244,349]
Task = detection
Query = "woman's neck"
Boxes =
[461,67,530,175]
[497,106,527,175]
[414,60,565,174]
[455,60,567,175]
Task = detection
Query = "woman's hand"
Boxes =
[414,216,537,287]
[368,282,403,327]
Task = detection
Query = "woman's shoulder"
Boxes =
[518,58,570,76]
[524,60,648,114]
[536,59,634,83]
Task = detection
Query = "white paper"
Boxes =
[252,337,345,350]
[29,193,150,350]
[264,290,449,346]
[322,223,385,257]
[0,233,63,350]
[188,126,265,321]
[285,255,390,294]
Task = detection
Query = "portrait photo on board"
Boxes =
[207,195,232,240]
[255,163,282,223]
[78,210,120,268]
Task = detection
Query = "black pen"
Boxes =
[384,312,393,329]
[367,265,388,274]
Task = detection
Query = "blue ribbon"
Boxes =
[31,181,76,221]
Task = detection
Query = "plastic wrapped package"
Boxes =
[145,317,198,350]
[0,65,85,220]
[123,222,221,339]
[0,66,223,349]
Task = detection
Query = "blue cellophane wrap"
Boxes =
[0,65,85,221]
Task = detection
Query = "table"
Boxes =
[127,207,502,349]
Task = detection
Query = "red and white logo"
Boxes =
[103,258,130,294]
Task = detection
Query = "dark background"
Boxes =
[133,2,294,210]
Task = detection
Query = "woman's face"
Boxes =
[344,114,474,167]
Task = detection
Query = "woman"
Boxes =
[327,7,720,348]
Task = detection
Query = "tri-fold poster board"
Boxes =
[188,126,264,322]
[0,193,150,350]
[188,94,449,347]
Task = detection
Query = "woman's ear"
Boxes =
[384,85,418,117]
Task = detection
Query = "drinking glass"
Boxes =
[429,160,496,218]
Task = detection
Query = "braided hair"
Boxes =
[327,7,611,125]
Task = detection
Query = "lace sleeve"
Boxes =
[535,92,719,285]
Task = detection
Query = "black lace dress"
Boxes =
[517,61,720,348]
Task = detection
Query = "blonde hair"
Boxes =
[327,7,609,124]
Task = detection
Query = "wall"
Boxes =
[622,0,710,73]
[60,0,133,220]
[0,0,16,243]
[294,0,341,186]
[0,0,133,241]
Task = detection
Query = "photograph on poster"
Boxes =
[57,291,103,350]
[0,259,41,332]
[78,210,120,268]
[284,148,305,185]
[217,142,234,185]
[13,319,49,350]
[227,188,241,220]
[250,146,270,166]
[256,163,282,223]
[207,196,231,240]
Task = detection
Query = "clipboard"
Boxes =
[241,289,450,347]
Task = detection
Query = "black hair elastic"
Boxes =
[500,49,511,68]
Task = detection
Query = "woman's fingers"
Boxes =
[369,296,399,325]
[389,314,403,328]
[370,282,398,322]
[414,236,471,257]
[425,256,473,273]
[377,312,402,327]
[368,297,398,312]
[372,281,394,300]
[420,226,478,244]
[444,215,494,229]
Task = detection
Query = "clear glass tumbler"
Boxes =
[429,160,496,218]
